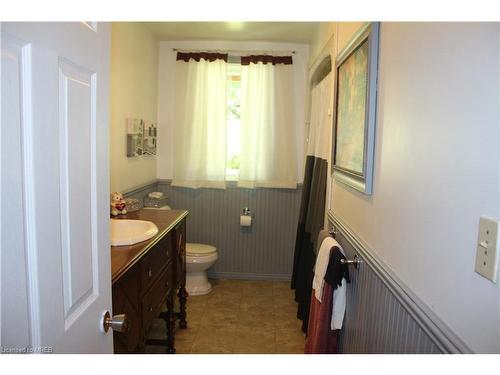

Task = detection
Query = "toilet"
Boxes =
[185,243,218,295]
[143,204,218,295]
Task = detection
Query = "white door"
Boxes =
[1,22,113,353]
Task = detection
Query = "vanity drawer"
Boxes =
[141,263,173,329]
[140,232,173,293]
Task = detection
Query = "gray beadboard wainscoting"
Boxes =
[157,180,302,280]
[328,211,472,354]
[122,181,159,202]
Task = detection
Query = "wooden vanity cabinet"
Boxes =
[174,220,186,286]
[112,231,174,353]
[173,220,187,328]
[111,210,188,354]
[112,268,141,352]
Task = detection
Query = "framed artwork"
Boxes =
[143,121,157,155]
[332,22,380,195]
[126,118,157,157]
[126,118,143,157]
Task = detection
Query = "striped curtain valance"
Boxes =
[176,52,228,63]
[241,55,293,65]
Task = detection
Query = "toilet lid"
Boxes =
[186,243,217,256]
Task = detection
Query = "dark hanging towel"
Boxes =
[291,154,328,333]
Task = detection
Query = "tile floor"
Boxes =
[144,279,306,354]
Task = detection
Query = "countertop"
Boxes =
[110,209,188,283]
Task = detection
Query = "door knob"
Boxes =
[101,311,128,333]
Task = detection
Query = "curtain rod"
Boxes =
[172,48,296,55]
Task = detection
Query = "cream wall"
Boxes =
[307,22,363,223]
[314,22,500,352]
[309,23,336,65]
[110,22,159,193]
[157,40,310,182]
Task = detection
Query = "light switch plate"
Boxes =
[475,216,499,283]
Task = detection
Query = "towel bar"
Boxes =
[328,227,337,236]
[340,254,362,269]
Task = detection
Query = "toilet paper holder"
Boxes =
[242,207,252,216]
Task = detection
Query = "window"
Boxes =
[225,62,241,180]
[172,52,297,189]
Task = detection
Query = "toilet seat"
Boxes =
[186,243,217,257]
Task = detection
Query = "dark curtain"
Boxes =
[291,154,328,333]
[176,52,228,62]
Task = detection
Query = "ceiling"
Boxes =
[143,22,323,44]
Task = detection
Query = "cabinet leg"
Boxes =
[165,291,176,354]
[178,285,188,329]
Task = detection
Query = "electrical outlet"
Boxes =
[475,216,500,283]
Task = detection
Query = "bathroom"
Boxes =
[2,3,500,370]
[109,22,321,354]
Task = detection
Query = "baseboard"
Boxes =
[207,271,291,282]
[328,210,472,354]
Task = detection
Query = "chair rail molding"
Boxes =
[328,210,472,354]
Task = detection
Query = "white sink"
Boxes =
[110,219,159,246]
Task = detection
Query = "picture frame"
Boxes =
[332,22,380,195]
[143,120,157,156]
[126,118,143,157]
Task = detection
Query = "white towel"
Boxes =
[312,236,339,302]
[312,235,348,329]
[331,243,347,330]
[148,191,164,199]
[332,278,347,330]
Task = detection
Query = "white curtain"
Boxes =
[307,72,332,160]
[172,57,227,189]
[238,60,298,188]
